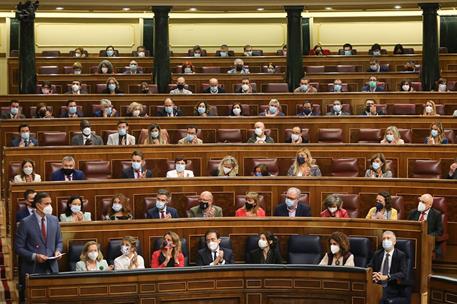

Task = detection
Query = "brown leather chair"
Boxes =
[128,84,158,93]
[444,130,455,144]
[90,66,99,74]
[38,65,60,74]
[411,81,422,91]
[79,160,112,180]
[100,197,114,220]
[410,159,442,178]
[36,84,60,94]
[37,131,68,146]
[187,49,208,56]
[330,158,359,177]
[261,66,282,73]
[398,128,412,143]
[207,159,222,176]
[29,106,52,118]
[391,196,405,220]
[279,192,309,206]
[143,196,157,218]
[185,195,200,217]
[296,104,321,116]
[201,66,221,73]
[248,158,279,176]
[9,162,22,181]
[45,162,64,181]
[235,194,265,210]
[101,130,118,145]
[284,128,309,143]
[392,104,416,115]
[305,66,325,73]
[357,128,382,143]
[96,84,107,93]
[334,194,360,218]
[41,50,61,57]
[327,83,349,92]
[336,65,356,72]
[216,129,243,143]
[374,104,388,114]
[432,197,449,257]
[318,128,344,143]
[233,83,257,93]
[262,83,289,93]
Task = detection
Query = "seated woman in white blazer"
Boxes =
[107,121,136,145]
[166,157,194,178]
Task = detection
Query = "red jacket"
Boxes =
[320,208,350,218]
[151,250,184,268]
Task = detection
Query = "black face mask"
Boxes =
[366,105,372,112]
[199,201,209,210]
[297,156,306,165]
[38,110,47,118]
[245,202,255,210]
[235,65,243,71]
[63,168,74,176]
[177,84,185,90]
[303,108,311,115]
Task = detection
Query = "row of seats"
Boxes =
[5,102,457,118]
[9,157,450,180]
[7,127,456,146]
[304,64,417,73]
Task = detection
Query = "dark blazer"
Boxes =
[362,110,385,116]
[101,88,123,94]
[274,203,311,217]
[121,167,153,179]
[235,86,256,93]
[15,213,63,276]
[156,108,183,117]
[361,85,385,92]
[285,136,309,144]
[407,208,443,236]
[297,111,317,117]
[248,248,282,264]
[51,169,86,181]
[60,110,84,118]
[146,206,179,219]
[11,136,38,147]
[196,247,234,266]
[448,170,457,179]
[94,109,120,117]
[16,207,32,223]
[368,248,407,300]
[1,111,25,119]
[71,134,104,146]
[202,87,226,94]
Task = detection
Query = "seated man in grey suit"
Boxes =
[71,119,104,145]
[15,192,63,302]
[107,121,136,145]
[188,191,223,218]
[196,230,234,266]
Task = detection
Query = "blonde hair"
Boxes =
[218,156,239,176]
[430,121,446,144]
[423,100,439,116]
[269,99,280,107]
[122,236,139,269]
[80,241,104,262]
[291,148,315,175]
[128,102,143,114]
[163,231,182,261]
[245,192,261,214]
[383,126,401,142]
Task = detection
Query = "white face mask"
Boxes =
[184,68,193,74]
[223,167,232,174]
[82,127,91,136]
[241,84,250,92]
[88,251,98,261]
[42,205,53,215]
[137,51,145,57]
[23,167,33,175]
[121,245,130,256]
[208,241,219,252]
[176,163,186,173]
[255,128,263,136]
[438,84,447,92]
[382,239,393,251]
[417,201,427,212]
[402,85,410,91]
[112,203,123,212]
[232,108,241,115]
[101,67,109,73]
[258,239,268,249]
[70,205,81,213]
[328,207,338,214]
[291,134,300,142]
[425,105,433,113]
[330,244,340,254]
[132,110,141,117]
[385,134,394,142]
[150,131,159,139]
[72,84,80,92]
[74,70,82,75]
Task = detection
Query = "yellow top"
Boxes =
[365,207,398,220]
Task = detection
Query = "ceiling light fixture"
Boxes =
[189,7,197,11]
[56,7,64,10]
[122,7,130,11]
[394,5,402,9]
[257,8,265,11]
[325,7,333,10]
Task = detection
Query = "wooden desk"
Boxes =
[2,92,457,116]
[429,275,457,303]
[26,265,382,304]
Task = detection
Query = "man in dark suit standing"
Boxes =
[70,120,104,146]
[407,194,442,236]
[197,230,234,266]
[202,78,226,94]
[121,150,153,179]
[368,231,407,303]
[156,98,183,117]
[147,189,179,219]
[15,192,63,302]
[51,156,86,181]
[16,189,36,222]
[274,187,311,217]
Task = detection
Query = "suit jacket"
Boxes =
[202,87,226,94]
[107,133,136,145]
[16,207,32,222]
[11,136,38,147]
[248,248,282,264]
[121,167,153,179]
[325,111,350,116]
[1,111,25,119]
[15,213,63,275]
[274,203,311,217]
[188,205,223,218]
[146,206,179,219]
[196,247,234,266]
[156,108,183,117]
[361,85,385,92]
[51,169,86,181]
[448,170,457,179]
[60,110,84,118]
[368,248,407,298]
[71,134,104,146]
[407,208,443,236]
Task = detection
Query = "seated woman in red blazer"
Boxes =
[320,194,349,218]
[151,231,185,268]
[235,192,266,217]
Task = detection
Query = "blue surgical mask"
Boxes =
[108,83,116,91]
[333,84,342,92]
[10,107,19,115]
[300,84,308,91]
[382,239,393,251]
[156,200,166,210]
[129,64,137,71]
[105,107,113,116]
[285,198,295,208]
[186,134,195,142]
[333,104,342,112]
[197,107,206,114]
[132,162,141,171]
[21,132,30,140]
[344,50,352,56]
[165,106,173,114]
[386,134,394,142]
[118,128,127,136]
[106,50,114,56]
[68,106,77,114]
[431,130,439,137]
[372,162,381,170]
[373,50,381,56]
[255,172,263,176]
[219,51,228,57]
[269,106,277,114]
